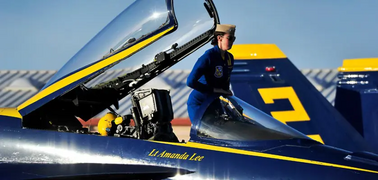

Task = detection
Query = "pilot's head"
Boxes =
[211,24,236,51]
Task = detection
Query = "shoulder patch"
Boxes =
[214,66,223,78]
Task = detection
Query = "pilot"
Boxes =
[186,24,236,126]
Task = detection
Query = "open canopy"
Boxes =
[18,0,217,117]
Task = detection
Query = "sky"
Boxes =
[0,0,378,71]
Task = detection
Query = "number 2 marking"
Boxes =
[258,87,324,144]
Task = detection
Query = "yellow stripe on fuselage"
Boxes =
[152,141,378,174]
[18,27,175,111]
[229,44,287,60]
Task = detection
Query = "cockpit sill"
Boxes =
[190,137,322,152]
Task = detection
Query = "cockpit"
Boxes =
[93,88,310,147]
[16,0,311,148]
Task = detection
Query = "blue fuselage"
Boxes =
[1,116,378,179]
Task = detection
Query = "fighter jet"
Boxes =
[1,0,378,179]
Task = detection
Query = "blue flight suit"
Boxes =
[186,45,234,126]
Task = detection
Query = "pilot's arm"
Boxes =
[224,53,235,91]
[217,52,234,96]
[186,52,213,93]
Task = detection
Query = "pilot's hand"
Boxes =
[213,88,233,96]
